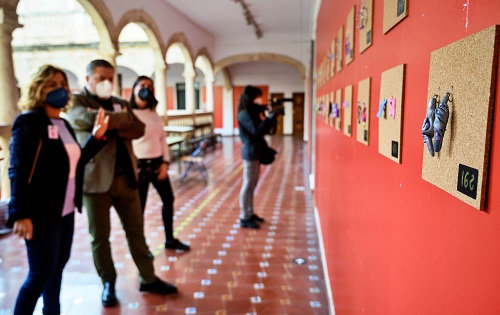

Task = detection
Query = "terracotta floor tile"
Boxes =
[0,137,332,315]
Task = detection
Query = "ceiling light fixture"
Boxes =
[231,0,263,39]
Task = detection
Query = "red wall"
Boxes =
[314,1,500,314]
[213,86,223,128]
[167,87,175,110]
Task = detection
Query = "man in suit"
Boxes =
[66,59,177,307]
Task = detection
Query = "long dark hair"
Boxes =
[237,85,263,113]
[129,75,158,110]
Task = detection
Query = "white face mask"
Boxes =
[95,80,113,99]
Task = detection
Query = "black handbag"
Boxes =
[260,145,277,165]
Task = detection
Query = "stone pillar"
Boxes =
[154,64,167,116]
[0,6,21,198]
[183,69,195,113]
[204,75,214,112]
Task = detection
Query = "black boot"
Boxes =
[101,282,117,307]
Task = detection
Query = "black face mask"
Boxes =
[138,88,154,101]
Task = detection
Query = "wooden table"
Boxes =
[166,136,186,173]
[166,136,185,147]
[163,126,195,138]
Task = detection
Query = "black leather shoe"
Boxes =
[240,218,260,229]
[251,214,265,223]
[101,282,117,307]
[140,278,178,294]
[165,239,191,251]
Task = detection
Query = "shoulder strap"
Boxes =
[27,138,42,184]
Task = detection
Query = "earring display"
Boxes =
[343,85,353,137]
[376,99,387,118]
[356,77,371,145]
[422,93,438,157]
[330,39,336,77]
[422,25,499,210]
[336,27,343,73]
[422,90,452,157]
[334,88,342,131]
[378,64,405,163]
[345,6,355,65]
[357,0,373,53]
[383,0,409,34]
[433,91,451,153]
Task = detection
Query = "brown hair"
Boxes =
[18,64,71,111]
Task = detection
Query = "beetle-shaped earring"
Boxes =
[433,88,452,153]
[422,93,438,157]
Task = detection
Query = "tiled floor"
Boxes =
[0,136,331,315]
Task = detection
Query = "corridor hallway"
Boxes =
[0,136,331,315]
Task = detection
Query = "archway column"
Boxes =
[154,63,167,116]
[0,6,21,198]
[204,75,214,112]
[183,69,195,114]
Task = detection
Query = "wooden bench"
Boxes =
[162,113,222,150]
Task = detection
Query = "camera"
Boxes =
[269,97,291,116]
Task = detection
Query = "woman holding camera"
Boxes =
[237,85,278,229]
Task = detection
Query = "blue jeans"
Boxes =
[239,159,261,220]
[13,212,74,315]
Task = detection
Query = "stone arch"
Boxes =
[77,0,117,57]
[214,53,306,80]
[194,48,214,81]
[166,32,194,72]
[116,9,165,67]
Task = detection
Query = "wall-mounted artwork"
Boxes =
[334,89,342,131]
[421,25,499,210]
[356,77,371,145]
[358,0,373,53]
[343,85,353,137]
[344,6,355,65]
[378,64,405,163]
[383,0,408,34]
[328,91,335,126]
[330,39,336,77]
[336,27,343,73]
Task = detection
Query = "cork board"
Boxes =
[328,91,335,126]
[344,6,355,66]
[378,64,405,163]
[323,94,329,124]
[336,27,343,72]
[334,89,342,130]
[343,85,353,137]
[330,39,336,77]
[356,77,371,145]
[383,0,408,34]
[422,25,499,210]
[358,0,373,53]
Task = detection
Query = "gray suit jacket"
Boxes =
[66,88,145,193]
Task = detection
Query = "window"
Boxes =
[176,83,186,110]
[175,82,201,110]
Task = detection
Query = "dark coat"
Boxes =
[237,104,275,161]
[65,88,145,193]
[7,108,106,227]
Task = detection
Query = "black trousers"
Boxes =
[14,213,74,315]
[137,157,175,241]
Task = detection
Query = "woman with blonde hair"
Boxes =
[8,64,109,315]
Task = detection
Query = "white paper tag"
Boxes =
[113,103,122,112]
[48,125,59,139]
